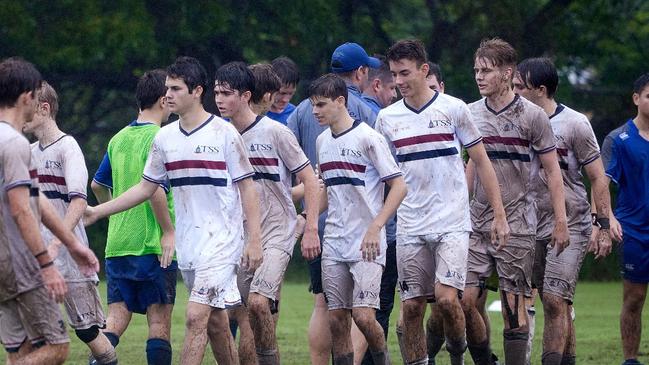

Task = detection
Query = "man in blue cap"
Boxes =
[287,42,380,365]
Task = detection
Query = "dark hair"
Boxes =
[427,62,443,82]
[271,56,300,87]
[136,69,167,110]
[249,63,281,104]
[214,61,255,98]
[166,56,209,100]
[368,55,393,84]
[474,38,517,68]
[386,39,427,67]
[37,81,59,119]
[517,58,559,97]
[308,73,348,106]
[633,73,649,94]
[0,57,42,109]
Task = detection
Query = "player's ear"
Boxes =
[263,92,273,104]
[372,78,381,92]
[193,85,204,100]
[420,62,429,75]
[633,92,640,106]
[242,90,252,103]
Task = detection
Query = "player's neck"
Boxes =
[137,109,164,126]
[230,107,258,133]
[35,120,63,145]
[486,87,515,111]
[0,108,24,132]
[330,113,355,136]
[405,86,435,110]
[634,113,649,132]
[539,98,558,117]
[178,105,211,131]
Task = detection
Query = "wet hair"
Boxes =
[248,63,281,104]
[0,57,42,109]
[386,39,427,67]
[136,69,167,111]
[308,73,348,106]
[517,57,559,97]
[633,73,649,94]
[427,62,444,83]
[271,56,300,87]
[474,38,518,68]
[166,56,209,101]
[368,55,393,85]
[214,61,255,98]
[36,81,59,119]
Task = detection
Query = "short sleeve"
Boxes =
[374,111,397,159]
[275,126,310,174]
[454,102,482,148]
[572,120,600,166]
[2,136,32,191]
[600,132,616,169]
[366,131,402,182]
[93,152,112,189]
[287,106,301,145]
[62,137,89,200]
[530,110,556,154]
[605,138,622,185]
[142,134,168,185]
[225,129,254,183]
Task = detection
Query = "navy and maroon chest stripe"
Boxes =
[482,136,531,162]
[164,159,228,187]
[320,161,366,187]
[393,133,458,163]
[249,157,281,182]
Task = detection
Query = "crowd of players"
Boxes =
[0,36,647,365]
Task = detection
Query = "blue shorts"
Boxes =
[106,255,178,314]
[621,234,649,283]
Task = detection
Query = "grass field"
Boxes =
[54,281,648,364]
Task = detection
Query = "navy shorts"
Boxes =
[106,255,178,314]
[621,234,649,283]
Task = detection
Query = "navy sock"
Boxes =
[104,332,120,348]
[146,338,172,365]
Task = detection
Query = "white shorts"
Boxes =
[397,231,469,301]
[181,264,241,309]
[322,259,383,310]
[238,247,291,302]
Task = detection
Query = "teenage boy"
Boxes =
[312,73,407,365]
[214,61,320,365]
[377,39,509,365]
[267,56,300,124]
[85,56,262,365]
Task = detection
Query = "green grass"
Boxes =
[56,281,648,364]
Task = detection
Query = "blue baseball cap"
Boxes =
[330,42,381,73]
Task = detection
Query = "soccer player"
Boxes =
[0,57,99,365]
[22,81,117,365]
[513,57,613,365]
[602,73,649,365]
[287,41,380,365]
[214,62,320,365]
[267,56,300,124]
[376,39,509,365]
[90,69,177,365]
[462,39,570,365]
[310,73,407,365]
[85,56,263,365]
[248,63,282,116]
[426,62,445,92]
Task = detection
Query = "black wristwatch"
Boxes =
[592,213,610,230]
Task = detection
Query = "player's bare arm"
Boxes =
[465,158,476,196]
[90,180,112,203]
[583,158,613,259]
[150,186,175,268]
[538,150,570,254]
[47,196,87,259]
[466,143,510,249]
[8,186,67,302]
[361,175,407,262]
[295,165,321,261]
[237,176,263,270]
[85,179,158,225]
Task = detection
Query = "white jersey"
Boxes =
[241,115,310,254]
[143,115,254,270]
[375,92,482,238]
[316,121,402,264]
[31,135,97,282]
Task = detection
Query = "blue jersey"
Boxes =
[266,103,296,125]
[604,119,649,241]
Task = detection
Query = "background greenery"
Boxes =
[2,0,647,279]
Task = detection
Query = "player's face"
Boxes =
[634,86,649,119]
[513,73,537,102]
[22,92,44,133]
[214,82,247,118]
[310,96,343,126]
[165,77,196,115]
[389,59,427,99]
[272,84,296,112]
[426,74,445,93]
[376,79,397,108]
[474,57,510,98]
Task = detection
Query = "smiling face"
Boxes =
[214,82,249,119]
[389,58,428,99]
[474,57,511,98]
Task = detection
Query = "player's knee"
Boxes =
[248,295,270,318]
[75,325,100,343]
[402,299,425,322]
[351,309,374,329]
[542,294,565,319]
[185,311,208,332]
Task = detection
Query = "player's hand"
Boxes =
[587,225,600,255]
[66,239,100,277]
[41,265,67,302]
[47,238,62,260]
[242,238,263,271]
[159,230,175,269]
[83,205,100,226]
[593,229,613,259]
[550,220,570,256]
[301,225,320,261]
[490,213,510,250]
[361,224,381,262]
[610,214,623,242]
